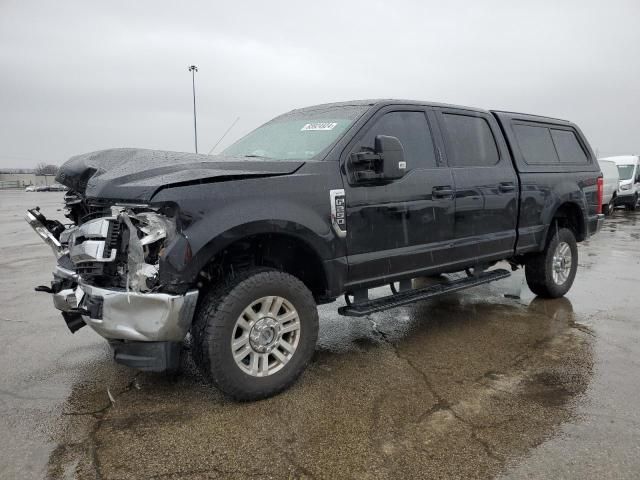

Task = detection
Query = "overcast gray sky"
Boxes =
[1,0,639,168]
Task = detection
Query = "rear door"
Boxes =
[435,108,518,263]
[341,106,455,287]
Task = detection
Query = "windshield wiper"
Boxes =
[243,154,272,159]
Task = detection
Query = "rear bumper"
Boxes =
[588,213,605,237]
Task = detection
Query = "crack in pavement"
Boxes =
[56,372,289,480]
[148,466,269,479]
[269,393,318,479]
[368,318,505,463]
[272,443,317,480]
[52,373,143,480]
[62,405,111,417]
[568,320,595,337]
[54,372,315,479]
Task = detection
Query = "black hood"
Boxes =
[56,148,305,202]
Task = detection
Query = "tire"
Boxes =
[191,268,319,401]
[603,197,614,215]
[524,227,578,298]
[628,194,638,211]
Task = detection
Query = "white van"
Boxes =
[600,156,640,211]
[597,159,621,214]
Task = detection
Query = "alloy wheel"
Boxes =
[231,296,301,377]
[552,241,572,285]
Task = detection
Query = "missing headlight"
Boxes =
[118,210,177,293]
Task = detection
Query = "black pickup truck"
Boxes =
[26,99,604,400]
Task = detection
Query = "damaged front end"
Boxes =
[25,195,198,372]
[68,208,174,293]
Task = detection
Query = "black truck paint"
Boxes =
[28,99,604,399]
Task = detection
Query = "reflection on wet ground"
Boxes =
[0,192,638,479]
[44,290,594,479]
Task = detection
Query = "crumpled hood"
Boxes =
[56,148,305,201]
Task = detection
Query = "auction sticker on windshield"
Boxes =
[301,122,338,131]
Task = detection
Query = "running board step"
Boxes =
[338,269,511,317]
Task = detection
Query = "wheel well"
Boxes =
[550,202,586,242]
[199,233,328,301]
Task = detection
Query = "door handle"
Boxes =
[499,182,516,192]
[432,186,454,198]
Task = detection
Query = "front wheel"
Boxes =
[191,269,319,401]
[524,227,578,298]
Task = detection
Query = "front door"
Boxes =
[341,107,455,288]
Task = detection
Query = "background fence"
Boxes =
[0,181,21,189]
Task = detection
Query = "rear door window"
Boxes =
[513,124,559,164]
[442,114,500,167]
[551,129,588,164]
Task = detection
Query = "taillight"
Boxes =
[596,176,604,214]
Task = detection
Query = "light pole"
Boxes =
[188,65,198,153]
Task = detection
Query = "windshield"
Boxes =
[223,104,370,160]
[617,164,635,181]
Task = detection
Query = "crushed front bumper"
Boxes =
[54,282,198,342]
[27,205,199,372]
[51,276,198,371]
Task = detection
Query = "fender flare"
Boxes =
[160,220,336,290]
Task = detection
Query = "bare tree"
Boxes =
[34,163,59,175]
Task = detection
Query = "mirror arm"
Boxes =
[354,170,384,182]
[350,151,382,165]
[348,151,385,184]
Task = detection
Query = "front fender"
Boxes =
[153,170,343,290]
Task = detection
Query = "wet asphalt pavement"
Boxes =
[0,190,639,479]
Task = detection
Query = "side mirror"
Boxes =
[348,135,407,183]
[375,135,406,180]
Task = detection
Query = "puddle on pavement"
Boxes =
[45,282,594,479]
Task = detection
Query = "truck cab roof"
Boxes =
[290,100,572,126]
[290,99,489,114]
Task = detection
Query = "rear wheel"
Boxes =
[191,268,319,401]
[524,227,578,298]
